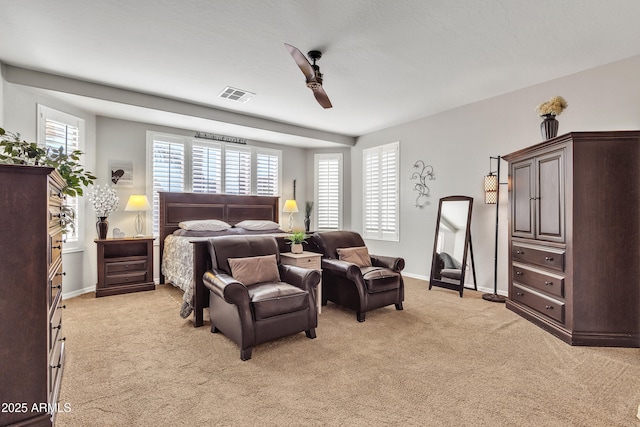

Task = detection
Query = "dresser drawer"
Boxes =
[49,232,64,268]
[106,271,148,286]
[512,263,564,298]
[512,243,565,272]
[49,294,63,351]
[512,284,565,324]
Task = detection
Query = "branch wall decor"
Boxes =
[410,160,435,207]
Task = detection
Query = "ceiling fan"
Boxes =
[284,43,333,109]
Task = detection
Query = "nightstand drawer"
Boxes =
[106,271,148,286]
[295,257,321,270]
[106,258,148,274]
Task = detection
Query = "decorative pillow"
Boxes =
[337,246,372,267]
[234,220,281,231]
[228,254,280,286]
[178,219,231,231]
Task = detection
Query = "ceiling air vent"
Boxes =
[218,86,255,103]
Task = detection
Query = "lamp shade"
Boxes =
[282,199,299,213]
[484,174,498,204]
[125,195,151,211]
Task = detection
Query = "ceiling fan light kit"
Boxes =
[285,43,333,109]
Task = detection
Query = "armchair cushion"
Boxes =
[228,254,280,286]
[361,267,401,293]
[249,282,310,320]
[337,246,372,267]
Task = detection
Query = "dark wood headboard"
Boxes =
[158,191,280,282]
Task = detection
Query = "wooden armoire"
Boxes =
[0,164,66,426]
[503,131,640,347]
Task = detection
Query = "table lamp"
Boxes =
[125,195,151,237]
[282,199,299,231]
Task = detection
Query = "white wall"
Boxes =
[353,54,640,295]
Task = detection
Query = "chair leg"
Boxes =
[357,311,366,322]
[240,348,253,361]
[395,303,403,311]
[305,329,316,339]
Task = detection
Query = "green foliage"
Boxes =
[286,230,308,245]
[0,127,96,197]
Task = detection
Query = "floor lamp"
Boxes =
[482,156,507,303]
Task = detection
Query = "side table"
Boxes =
[95,237,155,297]
[280,251,323,313]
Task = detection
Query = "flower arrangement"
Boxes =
[536,96,568,117]
[89,185,119,218]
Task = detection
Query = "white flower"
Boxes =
[89,185,119,217]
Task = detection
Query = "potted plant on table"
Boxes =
[286,230,307,254]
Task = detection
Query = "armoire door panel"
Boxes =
[535,149,565,242]
[511,159,534,239]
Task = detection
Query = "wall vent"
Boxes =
[218,86,255,103]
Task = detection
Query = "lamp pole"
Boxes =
[483,156,506,303]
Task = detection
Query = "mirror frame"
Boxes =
[429,195,474,297]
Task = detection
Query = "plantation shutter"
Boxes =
[152,137,185,235]
[45,118,80,243]
[363,142,399,241]
[225,146,251,195]
[315,154,342,230]
[192,142,222,193]
[256,151,279,196]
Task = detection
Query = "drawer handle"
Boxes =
[52,245,62,250]
[50,363,62,369]
[55,271,66,276]
[59,337,66,342]
[544,281,553,286]
[52,284,62,290]
[516,250,524,255]
[52,324,62,330]
[545,305,554,310]
[516,292,524,296]
[515,271,523,276]
[55,213,66,218]
[545,256,554,261]
[59,305,67,310]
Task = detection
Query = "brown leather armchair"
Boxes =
[313,231,404,322]
[203,235,320,360]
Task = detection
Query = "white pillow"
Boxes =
[234,220,281,231]
[178,219,231,231]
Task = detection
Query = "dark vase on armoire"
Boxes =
[503,131,640,347]
[0,164,67,426]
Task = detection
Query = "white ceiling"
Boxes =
[2,0,640,147]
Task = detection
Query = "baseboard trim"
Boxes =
[62,285,95,300]
[403,272,507,296]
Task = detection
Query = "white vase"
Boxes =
[291,243,303,254]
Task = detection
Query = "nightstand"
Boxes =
[95,237,155,297]
[280,251,323,313]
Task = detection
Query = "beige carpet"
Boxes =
[57,278,640,427]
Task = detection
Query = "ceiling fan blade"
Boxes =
[284,43,315,81]
[312,86,333,109]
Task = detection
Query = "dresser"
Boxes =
[95,237,155,297]
[503,131,640,347]
[280,251,323,313]
[0,164,66,426]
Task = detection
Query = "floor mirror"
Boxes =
[429,195,477,297]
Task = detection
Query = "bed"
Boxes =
[159,191,286,327]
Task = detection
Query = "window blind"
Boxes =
[192,142,222,193]
[363,142,399,241]
[315,154,342,230]
[152,138,185,235]
[225,146,251,195]
[256,151,279,196]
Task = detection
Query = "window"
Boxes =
[314,153,342,230]
[147,131,282,236]
[363,142,399,241]
[37,105,85,251]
